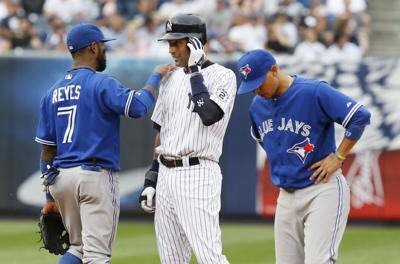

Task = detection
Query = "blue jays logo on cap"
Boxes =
[67,23,115,52]
[237,49,276,95]
[239,64,252,79]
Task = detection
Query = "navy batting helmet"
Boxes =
[158,14,207,45]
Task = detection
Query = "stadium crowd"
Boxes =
[0,0,370,62]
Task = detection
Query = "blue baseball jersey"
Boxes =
[35,67,153,171]
[250,76,365,189]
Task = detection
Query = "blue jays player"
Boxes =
[237,49,371,264]
[35,23,173,264]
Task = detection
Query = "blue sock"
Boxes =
[58,252,82,264]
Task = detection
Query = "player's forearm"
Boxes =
[336,137,358,159]
[40,145,57,164]
[153,132,160,160]
[40,145,57,201]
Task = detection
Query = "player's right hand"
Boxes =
[42,200,59,215]
[140,187,156,213]
[154,64,175,79]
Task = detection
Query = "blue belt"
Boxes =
[80,164,104,172]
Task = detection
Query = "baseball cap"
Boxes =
[237,49,276,95]
[66,23,115,52]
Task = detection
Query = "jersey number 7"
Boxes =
[57,105,77,144]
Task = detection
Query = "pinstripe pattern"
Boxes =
[152,63,235,264]
[155,162,228,264]
[151,64,237,161]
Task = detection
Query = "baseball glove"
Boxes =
[38,212,70,255]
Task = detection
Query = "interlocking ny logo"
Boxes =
[166,20,172,32]
[197,98,204,107]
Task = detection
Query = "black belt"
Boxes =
[160,155,200,168]
[283,188,296,193]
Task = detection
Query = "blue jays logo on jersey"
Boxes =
[239,64,252,79]
[287,137,315,163]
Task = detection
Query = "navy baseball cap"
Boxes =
[66,23,115,52]
[237,49,276,95]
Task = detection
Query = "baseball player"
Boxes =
[139,14,237,264]
[35,23,173,264]
[237,49,371,264]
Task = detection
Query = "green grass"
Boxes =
[0,220,399,263]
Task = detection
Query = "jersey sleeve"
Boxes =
[209,70,237,113]
[35,94,56,146]
[315,81,363,128]
[250,113,262,142]
[98,76,142,117]
[151,84,164,127]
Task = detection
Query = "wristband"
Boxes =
[40,159,49,173]
[150,159,159,173]
[145,72,162,89]
[335,151,346,161]
[45,192,54,201]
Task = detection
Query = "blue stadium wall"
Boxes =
[1,56,399,219]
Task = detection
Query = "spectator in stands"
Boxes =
[102,14,127,51]
[266,11,298,53]
[44,15,66,51]
[43,0,100,24]
[294,16,326,61]
[10,16,43,50]
[117,0,139,19]
[129,13,168,57]
[158,0,215,19]
[230,0,263,17]
[206,0,233,38]
[325,30,362,62]
[21,0,45,15]
[228,13,267,52]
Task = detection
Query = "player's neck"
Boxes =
[275,74,292,97]
[71,59,97,72]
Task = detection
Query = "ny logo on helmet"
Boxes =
[166,20,172,32]
[240,64,252,79]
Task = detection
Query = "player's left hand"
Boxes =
[140,187,156,213]
[308,153,342,184]
[187,37,205,70]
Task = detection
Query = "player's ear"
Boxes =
[88,42,97,54]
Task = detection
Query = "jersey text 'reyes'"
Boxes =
[257,117,311,140]
[52,85,81,104]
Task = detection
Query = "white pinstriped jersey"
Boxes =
[151,63,237,161]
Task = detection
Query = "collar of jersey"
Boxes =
[270,75,298,104]
[68,66,96,73]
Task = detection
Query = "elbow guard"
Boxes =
[192,93,224,126]
[190,74,224,126]
[129,89,155,118]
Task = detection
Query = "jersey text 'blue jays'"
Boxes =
[250,76,370,189]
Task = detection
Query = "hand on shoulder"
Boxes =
[154,64,176,79]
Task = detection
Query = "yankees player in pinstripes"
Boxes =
[237,49,371,264]
[139,14,236,264]
[35,23,173,264]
